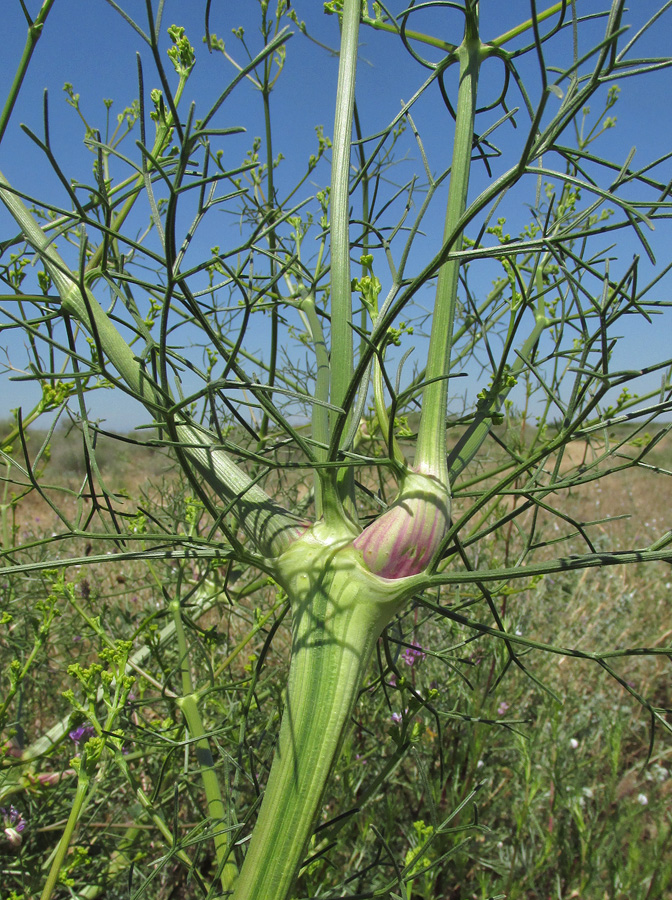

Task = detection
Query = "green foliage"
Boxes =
[0,1,671,898]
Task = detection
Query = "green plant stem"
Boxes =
[257,45,279,450]
[179,693,238,887]
[230,526,413,900]
[0,468,13,568]
[39,775,89,900]
[373,346,406,467]
[488,1,567,48]
[360,11,455,54]
[86,62,192,276]
[354,102,371,365]
[415,9,481,480]
[300,292,330,516]
[327,0,360,517]
[1,395,55,454]
[171,596,238,889]
[0,618,49,728]
[0,0,57,147]
[360,1,565,52]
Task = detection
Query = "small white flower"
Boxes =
[476,759,484,769]
[637,793,648,806]
[652,764,669,782]
[569,738,579,749]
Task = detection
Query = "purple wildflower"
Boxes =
[69,724,95,744]
[402,645,426,667]
[497,701,510,716]
[2,805,26,849]
[391,711,403,724]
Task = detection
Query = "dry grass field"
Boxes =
[1,417,671,899]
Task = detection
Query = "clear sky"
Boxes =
[1,1,671,431]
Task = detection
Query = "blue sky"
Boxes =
[1,1,671,431]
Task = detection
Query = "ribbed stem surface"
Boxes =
[415,12,481,477]
[231,528,407,900]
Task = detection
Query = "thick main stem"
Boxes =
[327,0,360,518]
[415,12,481,478]
[231,527,408,900]
[329,0,359,421]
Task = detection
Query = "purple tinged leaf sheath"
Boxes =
[353,470,450,579]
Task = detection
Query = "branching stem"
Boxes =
[415,6,481,481]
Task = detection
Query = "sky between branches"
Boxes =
[1,0,671,430]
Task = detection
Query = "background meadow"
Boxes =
[2,1,672,898]
[2,420,671,899]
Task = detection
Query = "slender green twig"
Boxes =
[0,0,58,147]
[171,592,238,889]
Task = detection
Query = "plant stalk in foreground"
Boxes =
[230,523,421,899]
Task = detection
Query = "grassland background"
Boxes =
[1,417,671,899]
